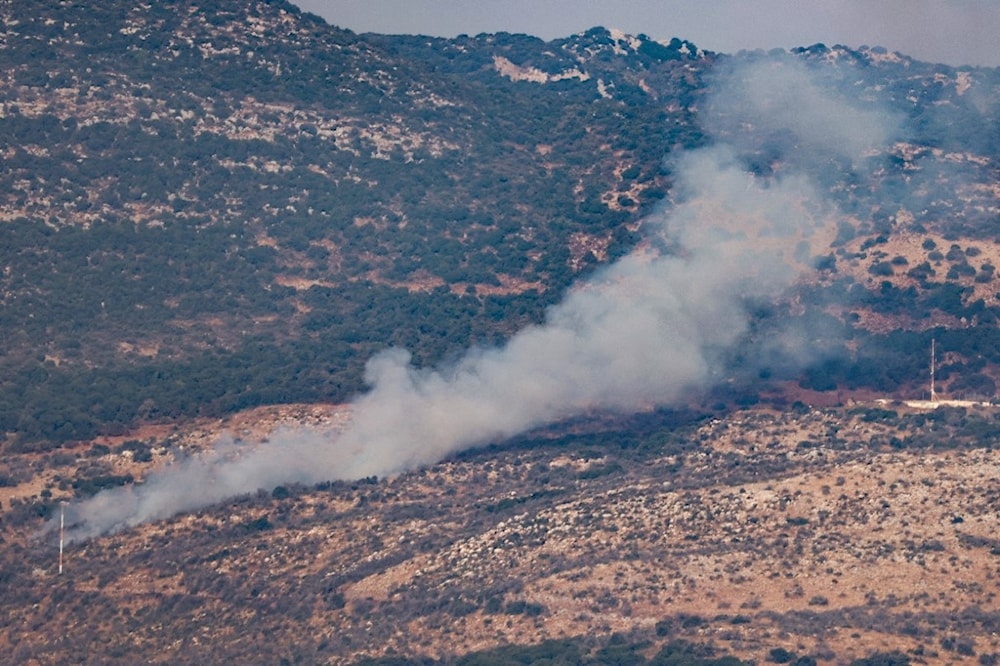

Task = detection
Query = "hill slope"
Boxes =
[2,0,1000,446]
[3,2,1000,663]
[4,402,1000,663]
[0,0,708,444]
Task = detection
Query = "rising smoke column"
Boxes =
[56,58,895,541]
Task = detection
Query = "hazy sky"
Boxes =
[290,0,1000,67]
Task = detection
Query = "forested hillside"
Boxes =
[1,0,999,449]
[0,0,704,444]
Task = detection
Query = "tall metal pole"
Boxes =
[58,502,65,575]
[930,338,937,402]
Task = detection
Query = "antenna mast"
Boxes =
[58,501,65,575]
[930,338,937,402]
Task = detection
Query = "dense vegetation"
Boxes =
[1,0,1000,450]
[0,0,704,446]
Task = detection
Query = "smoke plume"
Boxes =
[55,58,893,541]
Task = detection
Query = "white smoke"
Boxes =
[54,58,894,541]
[704,57,900,167]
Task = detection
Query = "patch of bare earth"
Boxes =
[839,231,1000,306]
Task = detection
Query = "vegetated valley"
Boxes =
[2,0,1000,663]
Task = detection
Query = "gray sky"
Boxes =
[290,0,1000,67]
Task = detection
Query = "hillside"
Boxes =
[0,0,710,444]
[2,0,999,446]
[4,402,1000,664]
[3,0,1000,663]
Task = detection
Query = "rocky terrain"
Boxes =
[2,400,1000,664]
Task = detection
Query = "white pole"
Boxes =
[58,502,65,575]
[930,338,937,402]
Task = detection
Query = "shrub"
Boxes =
[868,261,894,276]
[769,647,795,663]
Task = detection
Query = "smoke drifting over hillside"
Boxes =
[705,57,900,168]
[56,59,893,541]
